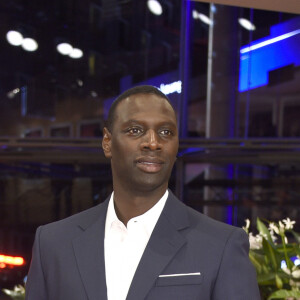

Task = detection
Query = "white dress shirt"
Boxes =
[104,190,168,300]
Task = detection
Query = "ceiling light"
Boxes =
[192,10,198,19]
[76,79,83,87]
[238,18,256,31]
[147,0,163,16]
[57,42,73,55]
[22,38,38,51]
[198,13,213,25]
[69,48,83,59]
[6,30,23,46]
[192,11,213,26]
[7,88,20,99]
[90,91,98,97]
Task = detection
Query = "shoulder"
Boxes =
[37,199,108,242]
[166,192,247,246]
[186,205,247,244]
[187,204,240,234]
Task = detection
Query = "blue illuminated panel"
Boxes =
[239,17,300,92]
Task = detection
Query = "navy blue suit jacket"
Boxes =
[25,191,260,299]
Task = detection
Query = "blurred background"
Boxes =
[0,0,300,290]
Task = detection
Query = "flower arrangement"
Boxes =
[243,217,300,300]
[2,284,25,300]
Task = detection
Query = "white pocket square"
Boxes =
[159,272,201,278]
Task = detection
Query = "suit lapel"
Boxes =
[126,192,189,300]
[72,199,109,300]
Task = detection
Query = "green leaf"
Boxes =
[262,264,270,274]
[257,217,274,246]
[262,238,280,271]
[275,274,283,289]
[276,245,298,256]
[250,250,266,262]
[256,271,290,287]
[290,230,300,243]
[268,289,300,299]
[295,247,300,257]
[249,252,263,273]
[257,272,276,285]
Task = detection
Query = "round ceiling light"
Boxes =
[57,42,73,55]
[147,0,163,16]
[6,30,23,46]
[69,48,83,59]
[22,38,38,51]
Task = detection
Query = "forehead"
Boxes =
[115,93,177,123]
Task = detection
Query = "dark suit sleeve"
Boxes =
[25,226,48,300]
[211,228,260,300]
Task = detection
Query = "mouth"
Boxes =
[135,157,165,173]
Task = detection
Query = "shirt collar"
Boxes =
[105,190,168,237]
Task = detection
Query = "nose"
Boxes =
[140,129,162,151]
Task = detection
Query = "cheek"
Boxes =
[111,141,134,160]
[167,142,179,159]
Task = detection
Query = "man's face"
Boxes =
[102,93,179,193]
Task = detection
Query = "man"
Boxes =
[25,85,260,299]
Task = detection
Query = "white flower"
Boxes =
[283,267,290,275]
[249,232,263,249]
[2,285,25,296]
[270,231,277,243]
[245,219,250,229]
[282,266,300,279]
[269,222,279,235]
[289,279,300,288]
[292,269,300,278]
[282,218,296,230]
[278,221,285,234]
[243,219,250,233]
[262,232,268,240]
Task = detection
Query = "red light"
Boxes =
[0,262,6,269]
[0,254,25,266]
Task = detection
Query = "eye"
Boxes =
[127,127,143,135]
[160,129,173,136]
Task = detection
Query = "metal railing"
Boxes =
[1,137,300,163]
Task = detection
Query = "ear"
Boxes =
[102,127,112,159]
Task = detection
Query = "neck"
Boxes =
[112,185,167,225]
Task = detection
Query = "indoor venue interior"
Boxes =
[0,0,300,298]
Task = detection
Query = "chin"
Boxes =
[134,176,169,192]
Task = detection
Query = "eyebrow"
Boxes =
[123,119,177,128]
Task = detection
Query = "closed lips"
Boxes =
[136,157,164,164]
[135,157,164,172]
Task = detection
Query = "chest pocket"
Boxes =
[155,274,202,286]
